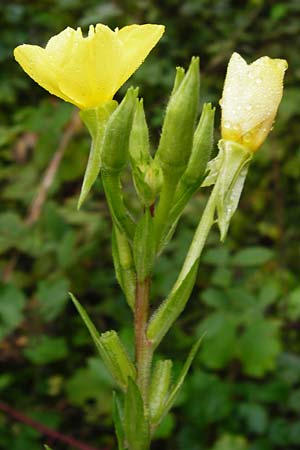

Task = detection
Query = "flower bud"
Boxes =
[155,57,200,175]
[101,87,138,172]
[129,99,163,205]
[183,102,215,185]
[220,52,287,151]
[149,359,172,425]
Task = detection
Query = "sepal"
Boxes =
[78,101,117,208]
[101,87,138,173]
[155,57,200,176]
[202,139,253,240]
[129,99,163,206]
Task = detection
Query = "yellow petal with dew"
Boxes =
[221,52,287,151]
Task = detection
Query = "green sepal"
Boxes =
[112,226,136,310]
[133,209,155,282]
[147,260,198,348]
[171,66,185,95]
[157,103,215,252]
[78,101,117,209]
[202,139,253,240]
[129,99,163,206]
[102,172,136,238]
[162,335,204,420]
[113,391,126,450]
[149,359,173,426]
[101,87,139,173]
[155,57,200,176]
[124,378,150,450]
[70,293,135,390]
[183,102,215,184]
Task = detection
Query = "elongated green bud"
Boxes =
[112,226,136,310]
[129,99,163,206]
[100,330,136,389]
[155,57,200,176]
[149,360,173,425]
[78,101,117,208]
[129,99,150,163]
[101,87,139,172]
[183,103,215,184]
[133,209,155,281]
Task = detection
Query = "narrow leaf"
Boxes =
[113,391,125,450]
[147,260,198,348]
[163,335,204,416]
[124,378,149,450]
[69,293,132,389]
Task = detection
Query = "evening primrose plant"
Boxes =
[14,24,287,450]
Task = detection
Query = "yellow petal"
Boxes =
[14,23,165,109]
[221,52,287,151]
[14,44,73,104]
[115,24,165,90]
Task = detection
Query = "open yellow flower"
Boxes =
[220,52,287,151]
[14,23,165,109]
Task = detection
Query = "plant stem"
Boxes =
[134,276,153,405]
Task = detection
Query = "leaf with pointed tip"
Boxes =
[124,378,149,450]
[113,391,125,450]
[147,260,198,348]
[69,293,134,390]
[162,335,204,419]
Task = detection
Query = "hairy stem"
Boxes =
[134,277,153,405]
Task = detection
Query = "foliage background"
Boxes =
[1,1,300,449]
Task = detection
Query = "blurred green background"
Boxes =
[0,1,300,449]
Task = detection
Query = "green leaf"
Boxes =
[163,335,203,419]
[70,293,134,389]
[0,284,26,339]
[198,312,237,369]
[286,288,300,320]
[124,378,149,450]
[37,278,70,321]
[0,212,25,253]
[113,391,125,450]
[24,336,68,364]
[212,434,249,450]
[149,359,173,425]
[232,246,274,267]
[237,319,281,377]
[147,260,198,348]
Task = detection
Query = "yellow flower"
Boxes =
[220,52,287,151]
[14,23,165,109]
